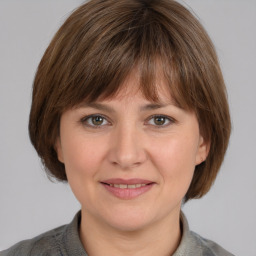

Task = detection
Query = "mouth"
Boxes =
[101,183,152,189]
[100,179,155,199]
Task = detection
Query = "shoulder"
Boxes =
[189,231,235,256]
[0,211,85,256]
[174,212,235,256]
[0,224,67,256]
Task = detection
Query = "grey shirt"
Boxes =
[0,211,234,256]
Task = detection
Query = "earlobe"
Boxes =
[55,138,64,163]
[196,135,210,165]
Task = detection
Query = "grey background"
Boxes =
[0,1,255,255]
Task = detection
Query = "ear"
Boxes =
[195,135,210,165]
[55,137,64,163]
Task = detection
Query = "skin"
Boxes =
[56,73,209,256]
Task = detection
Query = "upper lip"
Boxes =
[101,178,154,185]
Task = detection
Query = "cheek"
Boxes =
[150,135,198,194]
[152,134,199,168]
[62,134,104,174]
[61,136,108,212]
[61,135,107,198]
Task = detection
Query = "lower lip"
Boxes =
[101,183,155,200]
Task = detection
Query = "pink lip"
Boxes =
[101,178,153,185]
[100,178,155,200]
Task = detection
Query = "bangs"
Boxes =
[53,2,194,111]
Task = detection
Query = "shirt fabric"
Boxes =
[0,211,234,256]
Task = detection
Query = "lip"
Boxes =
[101,178,153,185]
[100,178,155,200]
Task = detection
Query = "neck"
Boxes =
[79,209,181,256]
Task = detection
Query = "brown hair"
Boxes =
[29,0,231,202]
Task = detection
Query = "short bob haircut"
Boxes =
[29,0,231,202]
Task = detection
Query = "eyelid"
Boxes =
[80,113,175,129]
[145,114,175,127]
[80,114,111,127]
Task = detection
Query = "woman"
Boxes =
[0,0,233,255]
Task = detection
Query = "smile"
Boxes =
[108,184,147,189]
[101,179,155,200]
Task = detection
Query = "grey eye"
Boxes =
[153,116,166,125]
[147,115,173,127]
[91,116,104,125]
[82,115,109,127]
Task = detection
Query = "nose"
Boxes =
[107,124,147,169]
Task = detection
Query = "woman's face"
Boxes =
[56,74,208,232]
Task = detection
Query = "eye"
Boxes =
[81,115,110,127]
[147,115,174,127]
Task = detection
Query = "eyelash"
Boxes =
[80,114,175,129]
[80,114,110,128]
[146,115,175,128]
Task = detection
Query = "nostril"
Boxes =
[107,139,147,169]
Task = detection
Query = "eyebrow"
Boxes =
[82,103,115,113]
[81,102,172,113]
[139,103,169,111]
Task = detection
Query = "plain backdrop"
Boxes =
[0,1,255,255]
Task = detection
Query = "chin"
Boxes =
[108,218,151,232]
[100,207,158,232]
